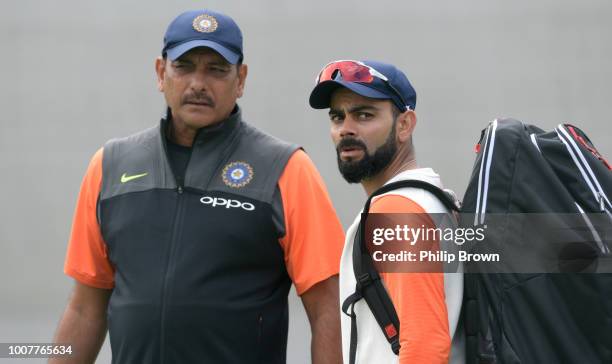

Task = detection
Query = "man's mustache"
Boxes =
[336,138,367,152]
[182,92,215,107]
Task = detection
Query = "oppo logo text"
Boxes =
[199,196,255,211]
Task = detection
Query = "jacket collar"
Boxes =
[161,105,242,145]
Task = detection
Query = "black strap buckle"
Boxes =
[357,273,375,289]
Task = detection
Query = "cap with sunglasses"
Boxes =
[162,9,243,64]
[309,60,416,112]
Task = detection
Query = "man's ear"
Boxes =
[396,110,417,143]
[155,57,166,92]
[236,64,248,98]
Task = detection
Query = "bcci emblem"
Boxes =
[222,161,254,188]
[193,14,218,33]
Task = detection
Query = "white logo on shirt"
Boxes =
[200,196,255,211]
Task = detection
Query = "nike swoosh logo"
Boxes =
[121,172,148,183]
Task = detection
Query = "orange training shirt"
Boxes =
[371,194,451,364]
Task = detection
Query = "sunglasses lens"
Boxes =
[316,61,408,111]
[318,61,374,83]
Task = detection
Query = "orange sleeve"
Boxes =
[278,150,345,295]
[372,194,450,364]
[63,148,115,289]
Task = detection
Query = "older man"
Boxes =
[51,10,344,364]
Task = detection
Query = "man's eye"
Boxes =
[330,115,343,122]
[210,67,229,73]
[357,112,372,120]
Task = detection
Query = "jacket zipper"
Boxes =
[158,123,196,362]
[159,133,192,362]
[159,185,185,363]
[257,314,263,363]
[258,315,263,343]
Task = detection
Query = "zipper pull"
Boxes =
[177,186,184,194]
[598,191,605,212]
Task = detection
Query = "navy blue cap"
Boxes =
[309,60,417,111]
[162,10,243,64]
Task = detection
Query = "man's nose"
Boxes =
[189,69,209,92]
[338,117,358,138]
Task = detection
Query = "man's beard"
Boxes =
[336,127,397,184]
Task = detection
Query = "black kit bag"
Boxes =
[461,119,612,364]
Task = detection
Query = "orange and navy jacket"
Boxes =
[65,108,344,364]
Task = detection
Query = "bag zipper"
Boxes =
[556,125,611,215]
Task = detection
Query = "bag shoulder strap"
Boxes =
[342,179,459,364]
